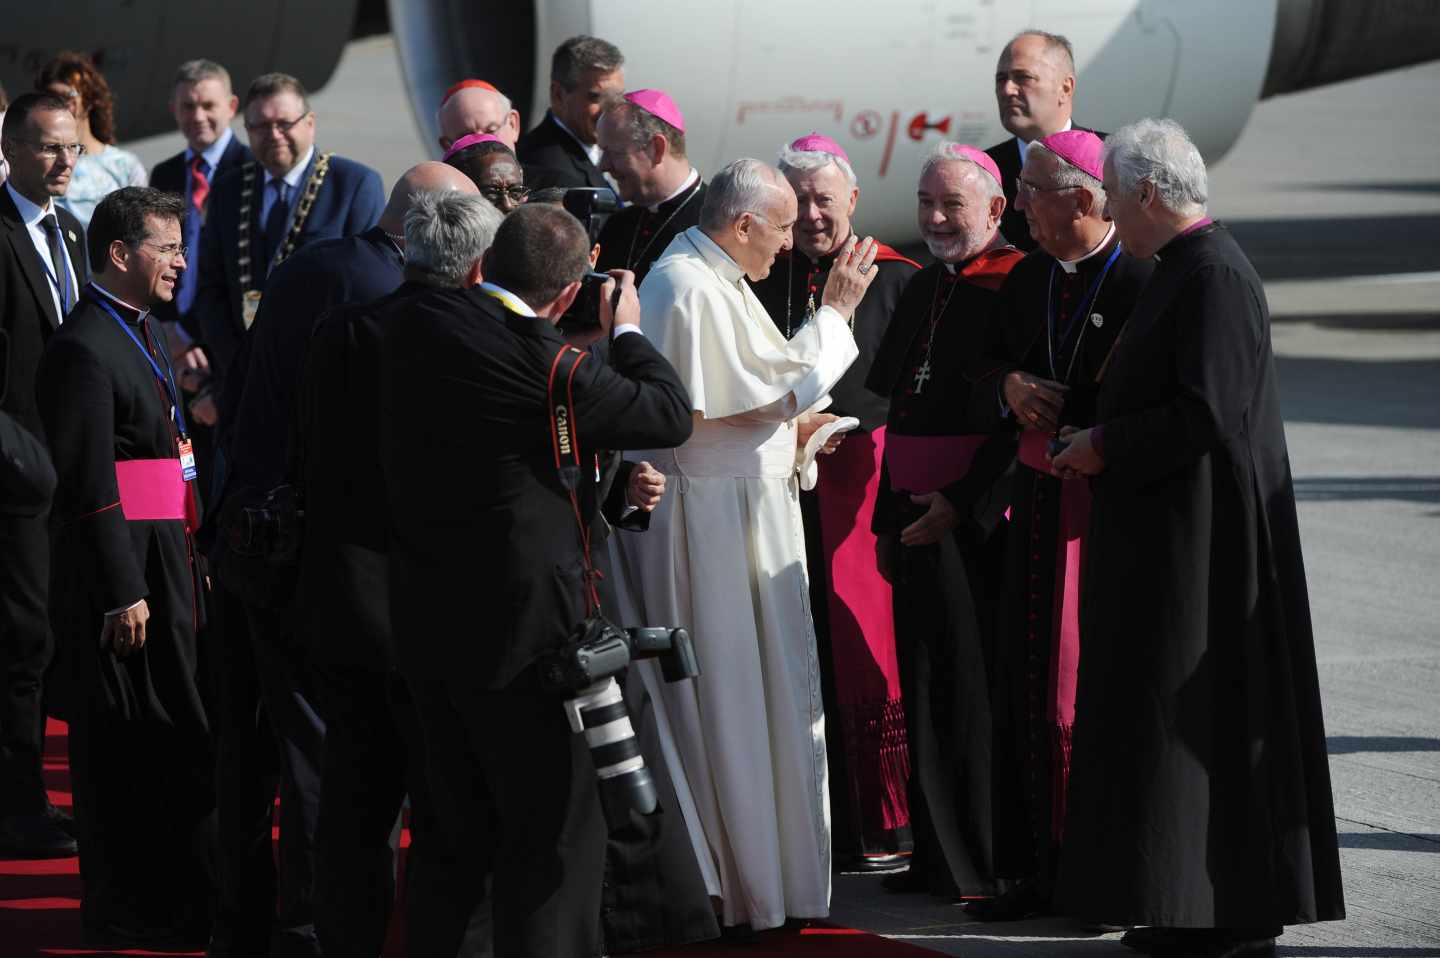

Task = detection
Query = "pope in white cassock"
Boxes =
[608,158,880,932]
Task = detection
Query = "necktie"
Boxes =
[263,180,290,268]
[41,214,74,315]
[190,154,211,214]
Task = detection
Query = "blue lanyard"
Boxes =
[1046,242,1122,380]
[91,290,188,439]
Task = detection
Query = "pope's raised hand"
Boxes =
[820,235,879,319]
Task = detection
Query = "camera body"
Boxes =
[538,615,700,828]
[562,187,619,244]
[229,482,305,562]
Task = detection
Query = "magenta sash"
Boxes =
[815,427,909,832]
[883,433,988,494]
[114,459,188,522]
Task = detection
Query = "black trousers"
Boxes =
[212,591,324,957]
[0,512,51,818]
[410,676,607,958]
[312,662,488,958]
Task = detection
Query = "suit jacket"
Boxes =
[149,134,252,334]
[191,150,385,398]
[380,286,693,688]
[516,111,610,191]
[0,187,88,438]
[0,409,56,518]
[985,124,1104,253]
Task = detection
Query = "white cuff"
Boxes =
[106,598,144,616]
[612,323,644,339]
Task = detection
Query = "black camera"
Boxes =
[229,482,305,562]
[538,615,700,829]
[562,187,619,244]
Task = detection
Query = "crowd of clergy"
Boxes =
[0,25,1343,958]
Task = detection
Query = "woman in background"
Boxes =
[35,52,147,228]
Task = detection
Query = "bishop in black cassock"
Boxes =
[749,133,920,868]
[1053,122,1343,954]
[36,188,215,946]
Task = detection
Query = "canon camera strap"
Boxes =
[547,344,604,617]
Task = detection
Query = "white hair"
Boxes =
[1104,118,1208,215]
[919,141,1004,203]
[776,144,858,188]
[1026,141,1106,210]
[404,189,503,286]
[700,158,786,231]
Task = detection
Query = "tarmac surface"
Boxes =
[127,38,1440,958]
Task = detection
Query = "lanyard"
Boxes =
[38,242,73,314]
[92,290,188,439]
[1046,243,1122,383]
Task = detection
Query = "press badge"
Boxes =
[178,438,198,482]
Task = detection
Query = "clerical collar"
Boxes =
[263,145,315,189]
[5,180,54,224]
[1017,118,1073,167]
[478,281,536,317]
[90,281,149,321]
[1155,217,1216,261]
[647,167,700,213]
[686,226,745,283]
[185,126,234,170]
[551,112,603,168]
[1057,224,1117,274]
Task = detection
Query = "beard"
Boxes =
[923,233,974,262]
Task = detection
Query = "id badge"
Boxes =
[178,438,198,482]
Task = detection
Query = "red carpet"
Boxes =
[3,720,930,956]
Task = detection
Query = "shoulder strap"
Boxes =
[547,344,603,616]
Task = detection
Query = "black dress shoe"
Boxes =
[0,812,78,858]
[44,802,77,838]
[1126,927,1281,958]
[717,922,759,944]
[963,878,1048,921]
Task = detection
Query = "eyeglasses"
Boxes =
[244,113,311,135]
[480,185,530,203]
[1015,176,1080,200]
[24,141,86,159]
[139,241,188,260]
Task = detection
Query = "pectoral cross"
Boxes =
[912,361,932,393]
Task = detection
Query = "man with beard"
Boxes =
[749,132,918,872]
[867,143,1022,900]
[1052,118,1343,958]
[985,31,1102,252]
[37,187,214,946]
[966,129,1154,921]
[594,89,704,284]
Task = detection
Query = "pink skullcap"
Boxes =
[623,89,684,133]
[441,79,499,106]
[442,132,506,162]
[1039,129,1104,181]
[788,132,849,164]
[941,144,1002,189]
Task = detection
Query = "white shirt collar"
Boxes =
[550,113,603,167]
[647,167,700,213]
[478,281,537,317]
[1016,117,1073,167]
[264,145,315,189]
[5,180,53,224]
[185,126,234,171]
[1057,223,1117,274]
[90,281,150,320]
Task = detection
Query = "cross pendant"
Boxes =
[912,361,932,393]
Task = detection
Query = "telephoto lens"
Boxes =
[561,676,658,827]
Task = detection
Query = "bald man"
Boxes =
[208,163,478,957]
[984,31,1103,252]
[437,82,522,151]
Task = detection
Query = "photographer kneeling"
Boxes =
[379,202,693,957]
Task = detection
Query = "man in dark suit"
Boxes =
[148,60,252,502]
[211,163,480,958]
[516,35,624,192]
[191,71,384,412]
[36,187,215,947]
[0,92,87,859]
[985,31,1101,253]
[382,203,692,958]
